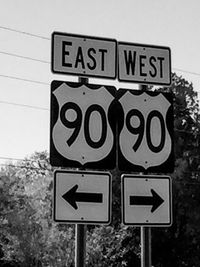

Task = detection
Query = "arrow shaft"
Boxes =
[130,196,153,206]
[76,192,103,203]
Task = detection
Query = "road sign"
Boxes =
[52,32,117,79]
[53,170,112,224]
[118,42,171,85]
[117,89,174,173]
[122,175,172,226]
[50,80,116,169]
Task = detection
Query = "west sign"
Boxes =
[118,42,171,85]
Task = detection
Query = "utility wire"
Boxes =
[0,74,49,86]
[2,48,200,80]
[0,72,198,93]
[0,100,49,111]
[4,50,200,79]
[0,156,34,162]
[173,68,200,77]
[0,50,50,64]
[1,99,200,132]
[0,25,50,40]
[0,163,48,171]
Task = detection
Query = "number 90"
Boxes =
[60,102,107,149]
[126,109,166,153]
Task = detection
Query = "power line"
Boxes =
[0,50,50,64]
[0,25,50,40]
[173,68,200,77]
[0,74,49,86]
[1,49,200,78]
[0,156,50,164]
[0,163,48,171]
[0,100,49,111]
[0,156,52,171]
[0,156,33,162]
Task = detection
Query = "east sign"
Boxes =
[52,32,117,79]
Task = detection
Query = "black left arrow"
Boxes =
[62,184,103,210]
[129,189,164,213]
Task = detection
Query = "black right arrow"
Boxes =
[130,189,164,213]
[62,184,103,210]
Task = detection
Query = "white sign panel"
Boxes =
[118,42,171,85]
[54,170,112,224]
[52,32,117,79]
[122,175,172,226]
[118,89,174,173]
[50,80,116,169]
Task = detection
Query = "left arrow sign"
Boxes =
[62,184,103,210]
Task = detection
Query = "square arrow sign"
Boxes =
[53,170,112,224]
[121,174,172,227]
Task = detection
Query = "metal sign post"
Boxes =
[75,224,86,267]
[140,84,151,267]
[141,226,151,267]
[75,77,88,267]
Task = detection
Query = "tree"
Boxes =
[0,152,75,266]
[86,225,140,267]
[152,73,200,267]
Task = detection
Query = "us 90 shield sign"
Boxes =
[50,80,116,170]
[117,89,174,173]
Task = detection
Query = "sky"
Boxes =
[0,0,200,165]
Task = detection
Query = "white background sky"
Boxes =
[0,0,200,164]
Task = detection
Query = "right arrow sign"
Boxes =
[122,175,172,227]
[130,189,164,213]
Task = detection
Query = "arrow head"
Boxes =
[62,184,78,210]
[151,189,164,213]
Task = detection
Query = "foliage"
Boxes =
[0,152,74,266]
[152,73,200,267]
[86,225,140,266]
